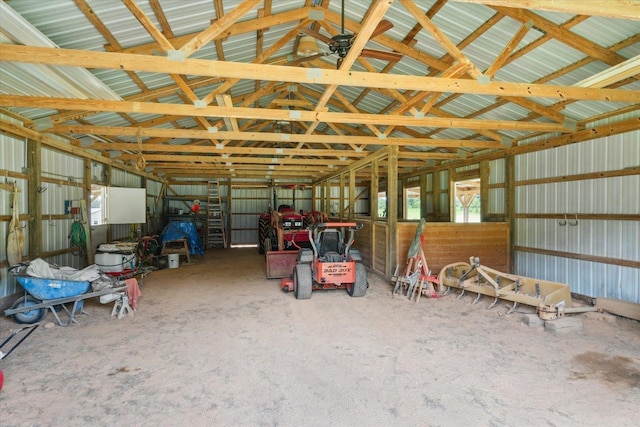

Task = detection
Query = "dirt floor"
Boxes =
[1,248,639,426]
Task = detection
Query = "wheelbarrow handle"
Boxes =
[0,323,39,360]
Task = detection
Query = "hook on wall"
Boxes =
[558,214,567,226]
[568,214,579,226]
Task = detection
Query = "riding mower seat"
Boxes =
[324,251,344,262]
[317,229,341,257]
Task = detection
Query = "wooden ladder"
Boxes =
[206,180,227,248]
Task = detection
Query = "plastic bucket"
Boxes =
[168,253,179,269]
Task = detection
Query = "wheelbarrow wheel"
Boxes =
[11,296,46,324]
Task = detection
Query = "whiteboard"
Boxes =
[107,187,146,224]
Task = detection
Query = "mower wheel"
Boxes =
[298,248,313,263]
[349,249,362,262]
[347,263,368,297]
[293,264,312,300]
[11,296,46,324]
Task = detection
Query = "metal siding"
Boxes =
[488,188,504,214]
[488,158,504,185]
[231,186,270,245]
[514,131,640,303]
[515,252,640,304]
[0,129,27,298]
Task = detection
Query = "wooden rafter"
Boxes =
[1,45,636,103]
[0,0,638,182]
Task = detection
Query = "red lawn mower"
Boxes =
[281,222,368,299]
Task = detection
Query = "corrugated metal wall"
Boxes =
[40,147,84,268]
[0,129,28,297]
[488,158,506,216]
[439,169,449,216]
[1,128,160,300]
[231,186,270,246]
[514,131,640,303]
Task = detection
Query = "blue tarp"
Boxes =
[159,221,204,256]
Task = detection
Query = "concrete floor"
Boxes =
[1,248,639,426]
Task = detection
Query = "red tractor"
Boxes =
[281,222,368,299]
[258,205,309,254]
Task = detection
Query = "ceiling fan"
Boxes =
[300,0,403,68]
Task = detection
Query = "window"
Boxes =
[90,184,106,225]
[454,178,480,223]
[405,185,421,220]
[377,191,387,218]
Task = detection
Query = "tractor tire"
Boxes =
[293,264,313,300]
[11,296,46,324]
[263,237,272,254]
[258,217,270,254]
[347,263,368,297]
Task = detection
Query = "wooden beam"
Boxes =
[493,6,628,66]
[0,119,160,182]
[449,0,640,21]
[180,0,263,58]
[399,0,483,78]
[119,8,316,55]
[51,124,508,148]
[4,96,575,134]
[2,45,636,103]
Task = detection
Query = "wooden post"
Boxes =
[480,160,490,222]
[27,138,41,260]
[420,172,428,220]
[387,145,398,279]
[339,174,345,218]
[371,160,379,219]
[506,154,515,272]
[349,168,356,219]
[324,180,331,217]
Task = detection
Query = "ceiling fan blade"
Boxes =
[299,28,334,45]
[361,48,403,62]
[371,20,394,38]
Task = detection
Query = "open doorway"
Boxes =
[454,178,480,223]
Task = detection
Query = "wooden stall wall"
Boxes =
[355,219,372,268]
[372,222,388,276]
[396,222,509,276]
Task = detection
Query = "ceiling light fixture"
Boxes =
[297,35,320,57]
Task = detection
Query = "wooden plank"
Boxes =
[596,298,640,321]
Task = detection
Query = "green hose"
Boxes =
[69,220,86,256]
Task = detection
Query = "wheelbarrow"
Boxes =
[5,276,126,326]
